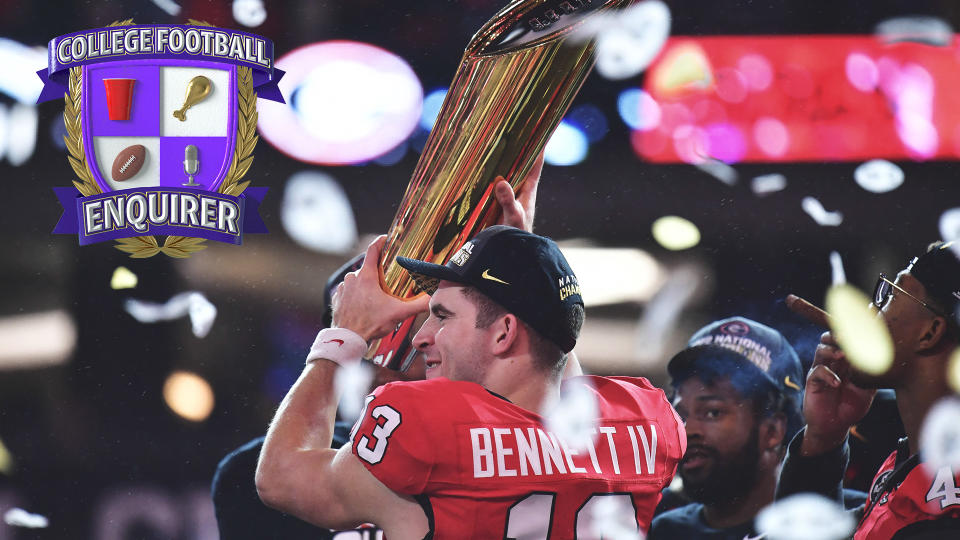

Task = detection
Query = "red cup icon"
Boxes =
[103,78,136,121]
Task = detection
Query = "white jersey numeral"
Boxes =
[925,466,960,509]
[504,492,640,540]
[356,404,401,465]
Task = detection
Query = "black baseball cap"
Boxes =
[396,225,584,352]
[668,317,805,400]
[907,241,960,320]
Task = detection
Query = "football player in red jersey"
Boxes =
[257,225,686,539]
[778,241,960,538]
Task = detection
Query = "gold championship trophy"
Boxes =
[369,0,637,369]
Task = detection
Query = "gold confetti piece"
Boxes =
[652,216,701,251]
[825,284,894,375]
[110,266,138,289]
[163,371,215,422]
[948,348,960,394]
[0,437,13,475]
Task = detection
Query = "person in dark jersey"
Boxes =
[778,241,960,539]
[650,317,809,540]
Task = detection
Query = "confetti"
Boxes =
[801,196,843,227]
[756,493,854,540]
[652,216,700,251]
[635,266,701,364]
[875,16,953,46]
[334,362,374,423]
[150,0,181,16]
[825,284,894,375]
[110,266,138,290]
[649,42,713,97]
[0,437,12,474]
[233,0,267,27]
[920,398,960,478]
[282,171,358,254]
[694,158,738,186]
[750,173,787,195]
[124,292,217,338]
[542,377,599,453]
[854,159,904,193]
[829,251,846,286]
[576,1,671,81]
[949,348,960,394]
[4,508,49,529]
[163,371,215,422]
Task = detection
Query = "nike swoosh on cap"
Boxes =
[324,339,345,346]
[784,375,801,391]
[481,269,510,285]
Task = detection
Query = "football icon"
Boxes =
[112,144,146,181]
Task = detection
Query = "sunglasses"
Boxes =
[872,273,946,318]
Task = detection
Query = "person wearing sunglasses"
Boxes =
[777,241,960,539]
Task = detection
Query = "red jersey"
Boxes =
[856,440,960,539]
[350,376,686,539]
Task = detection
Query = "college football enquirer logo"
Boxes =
[40,20,283,258]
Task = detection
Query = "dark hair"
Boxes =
[670,355,802,449]
[919,242,960,342]
[461,287,576,376]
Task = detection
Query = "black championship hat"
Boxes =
[907,241,960,320]
[396,225,584,352]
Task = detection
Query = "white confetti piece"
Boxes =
[150,0,181,16]
[875,16,953,46]
[751,173,787,195]
[801,196,843,227]
[577,1,671,81]
[756,493,853,540]
[233,0,267,27]
[694,158,737,186]
[920,397,960,474]
[334,362,374,423]
[124,292,217,338]
[854,159,904,193]
[282,171,358,254]
[110,266,138,290]
[4,508,48,529]
[543,378,599,453]
[829,251,846,286]
[635,266,701,363]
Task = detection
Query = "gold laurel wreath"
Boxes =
[59,19,259,258]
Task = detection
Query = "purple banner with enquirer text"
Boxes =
[52,187,268,245]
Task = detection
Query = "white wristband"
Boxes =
[306,328,367,367]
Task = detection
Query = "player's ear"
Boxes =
[917,315,948,353]
[490,313,520,355]
[759,412,787,453]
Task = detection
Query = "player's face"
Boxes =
[672,377,761,505]
[849,271,933,389]
[413,282,492,383]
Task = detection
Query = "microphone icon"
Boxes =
[183,144,201,187]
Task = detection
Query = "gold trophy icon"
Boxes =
[173,76,212,121]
